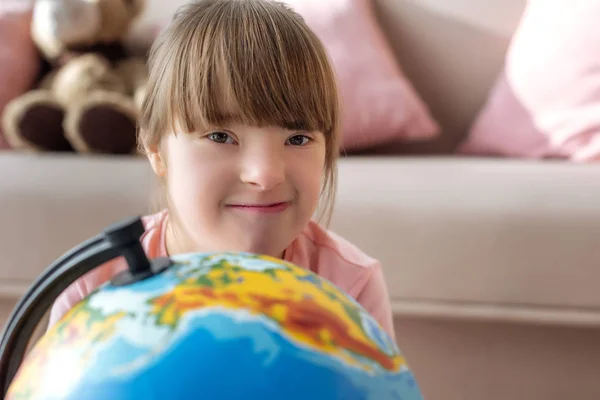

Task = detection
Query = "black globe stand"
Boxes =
[104,217,172,287]
[0,216,171,397]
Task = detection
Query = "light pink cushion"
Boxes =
[283,0,439,152]
[460,0,600,161]
[0,1,40,150]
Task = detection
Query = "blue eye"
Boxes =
[207,132,235,144]
[286,135,311,146]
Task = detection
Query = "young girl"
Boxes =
[48,0,396,340]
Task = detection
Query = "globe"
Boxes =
[6,252,423,400]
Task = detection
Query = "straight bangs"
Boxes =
[139,0,339,151]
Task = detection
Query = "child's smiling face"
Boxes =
[150,121,326,258]
[139,0,342,256]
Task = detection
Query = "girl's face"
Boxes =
[149,122,326,258]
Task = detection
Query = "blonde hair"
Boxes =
[138,0,340,225]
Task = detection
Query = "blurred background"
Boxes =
[2,0,600,398]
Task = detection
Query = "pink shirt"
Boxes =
[48,210,395,339]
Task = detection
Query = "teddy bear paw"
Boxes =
[64,91,139,155]
[1,90,74,152]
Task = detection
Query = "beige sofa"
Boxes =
[2,0,600,399]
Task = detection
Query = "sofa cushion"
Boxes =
[281,0,440,152]
[460,0,600,160]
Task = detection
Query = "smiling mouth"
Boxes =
[225,201,291,213]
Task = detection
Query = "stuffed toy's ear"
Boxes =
[2,90,74,152]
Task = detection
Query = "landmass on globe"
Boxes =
[7,253,422,400]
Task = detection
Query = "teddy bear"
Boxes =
[1,0,148,155]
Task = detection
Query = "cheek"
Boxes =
[164,136,230,206]
[291,147,326,205]
[308,165,326,205]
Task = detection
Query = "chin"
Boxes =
[235,240,284,258]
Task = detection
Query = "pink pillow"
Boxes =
[283,0,439,152]
[0,2,40,150]
[460,0,600,161]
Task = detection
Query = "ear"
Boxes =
[145,142,166,177]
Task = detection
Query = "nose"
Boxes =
[239,148,285,191]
